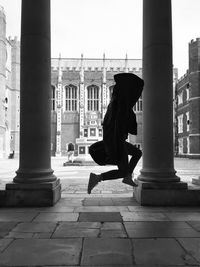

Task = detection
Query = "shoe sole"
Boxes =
[122,179,138,187]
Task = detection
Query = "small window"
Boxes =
[178,114,183,133]
[178,138,183,154]
[51,86,56,111]
[90,128,96,137]
[84,129,88,137]
[186,88,189,101]
[99,129,103,137]
[186,112,190,131]
[79,146,85,154]
[178,92,183,105]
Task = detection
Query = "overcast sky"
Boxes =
[0,0,200,78]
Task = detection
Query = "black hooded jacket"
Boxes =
[103,73,143,164]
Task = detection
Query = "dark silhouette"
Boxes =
[8,150,15,159]
[88,73,144,194]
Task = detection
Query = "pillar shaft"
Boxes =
[14,0,56,183]
[139,0,179,182]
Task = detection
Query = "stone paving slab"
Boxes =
[0,239,13,253]
[5,222,58,239]
[132,238,198,265]
[100,229,127,238]
[127,206,168,212]
[187,221,200,231]
[33,212,79,222]
[101,222,124,230]
[0,238,82,266]
[124,221,200,238]
[165,212,200,221]
[55,222,101,228]
[81,238,133,266]
[0,222,17,238]
[178,238,200,263]
[121,211,169,221]
[53,222,100,238]
[83,197,138,206]
[36,206,75,212]
[79,212,122,222]
[74,206,129,212]
[5,232,34,238]
[0,212,38,222]
[11,222,57,233]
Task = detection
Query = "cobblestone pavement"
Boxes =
[0,157,200,266]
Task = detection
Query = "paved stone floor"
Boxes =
[0,157,200,266]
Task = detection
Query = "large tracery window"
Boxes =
[65,84,77,111]
[87,85,99,111]
[51,85,56,111]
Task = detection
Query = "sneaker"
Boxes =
[122,176,138,187]
[87,173,100,194]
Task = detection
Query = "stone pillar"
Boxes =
[5,0,61,206]
[134,0,188,205]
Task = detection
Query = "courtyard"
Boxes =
[0,157,200,266]
[0,157,200,193]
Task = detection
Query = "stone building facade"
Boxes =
[0,6,20,158]
[51,55,143,159]
[175,38,200,158]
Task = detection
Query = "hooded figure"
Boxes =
[103,73,144,164]
[88,73,144,194]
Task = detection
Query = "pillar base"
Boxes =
[133,180,200,206]
[2,179,61,207]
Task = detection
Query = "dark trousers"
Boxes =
[101,141,142,180]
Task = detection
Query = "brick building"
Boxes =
[175,38,200,158]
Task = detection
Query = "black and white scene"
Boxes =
[0,0,200,266]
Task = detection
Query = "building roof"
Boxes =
[51,57,142,72]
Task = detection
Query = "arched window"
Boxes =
[87,85,99,111]
[51,86,56,111]
[65,84,77,111]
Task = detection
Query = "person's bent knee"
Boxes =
[118,169,129,178]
